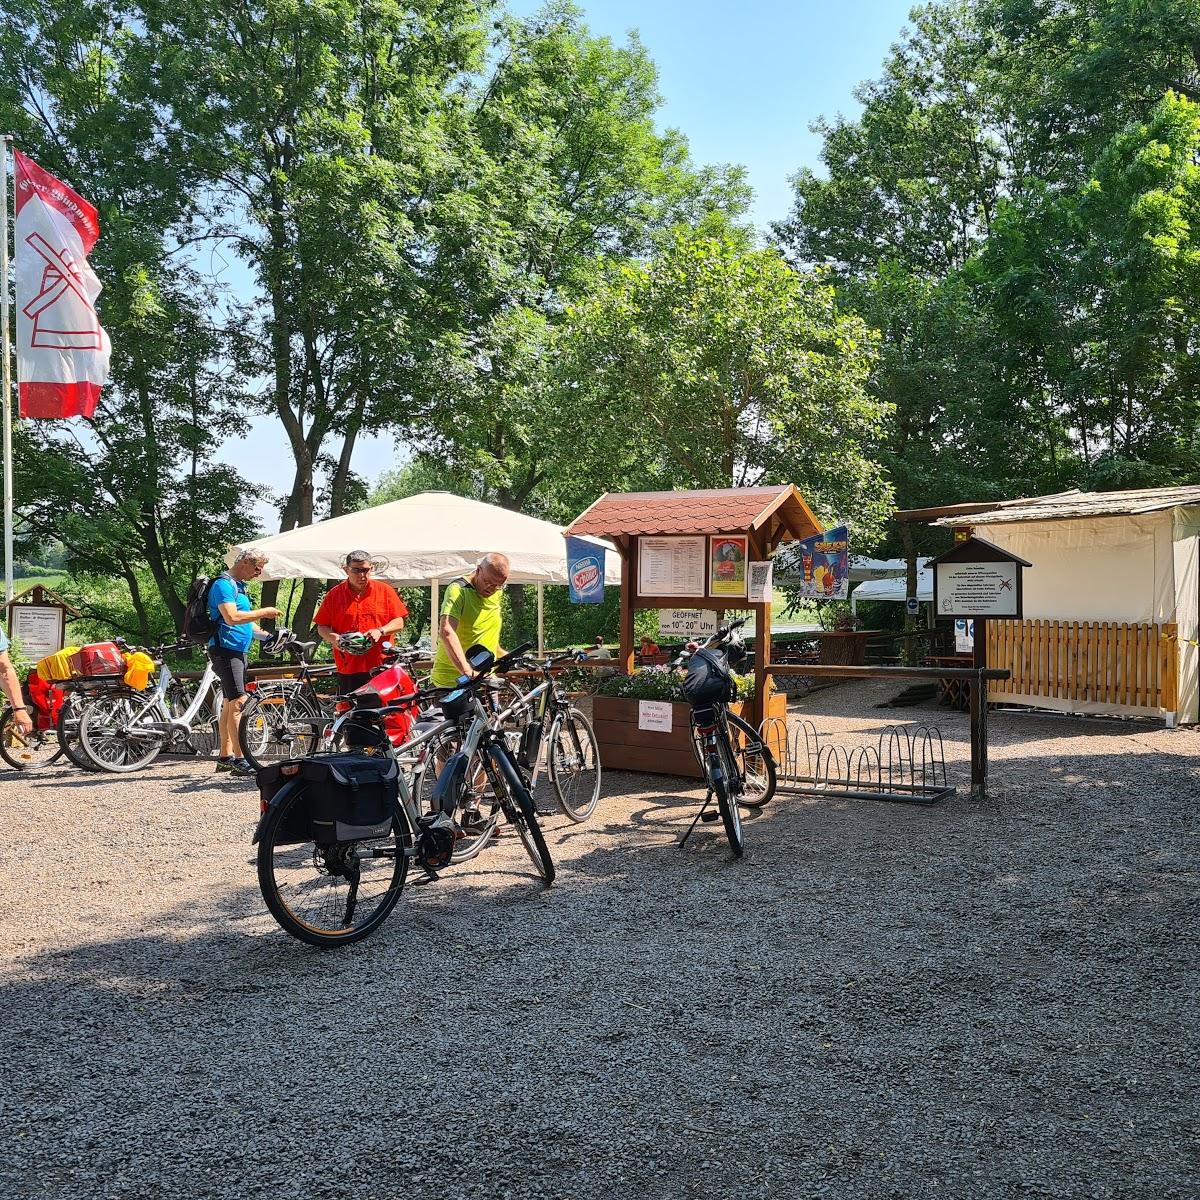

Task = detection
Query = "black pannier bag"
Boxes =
[681,647,736,707]
[256,761,312,845]
[302,754,400,843]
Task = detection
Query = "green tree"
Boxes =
[558,233,894,540]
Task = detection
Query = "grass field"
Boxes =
[10,572,66,594]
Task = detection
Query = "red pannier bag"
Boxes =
[25,671,65,731]
[69,641,126,678]
[352,662,421,747]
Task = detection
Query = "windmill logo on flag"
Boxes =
[21,231,104,350]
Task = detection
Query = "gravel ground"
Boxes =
[1,682,1198,1199]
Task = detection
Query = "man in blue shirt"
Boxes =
[0,628,32,737]
[208,549,281,775]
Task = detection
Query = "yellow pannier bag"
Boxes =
[123,650,155,691]
[37,646,81,682]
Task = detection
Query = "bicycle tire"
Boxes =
[56,693,101,771]
[413,728,502,864]
[0,708,65,770]
[79,690,166,773]
[256,784,410,948]
[239,689,322,770]
[489,744,554,885]
[724,712,777,809]
[710,743,743,857]
[548,708,601,822]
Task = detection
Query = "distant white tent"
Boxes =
[229,491,620,651]
[849,559,932,614]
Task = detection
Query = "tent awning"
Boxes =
[230,492,622,586]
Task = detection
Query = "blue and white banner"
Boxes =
[567,536,605,604]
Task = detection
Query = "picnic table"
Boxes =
[925,654,974,709]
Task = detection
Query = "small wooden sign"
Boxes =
[930,537,1031,620]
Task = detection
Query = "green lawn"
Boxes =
[11,572,67,595]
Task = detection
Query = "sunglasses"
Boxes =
[349,565,373,574]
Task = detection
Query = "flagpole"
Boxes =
[1,133,13,604]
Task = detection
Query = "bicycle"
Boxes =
[253,640,554,947]
[488,649,603,822]
[0,700,64,770]
[675,617,777,857]
[237,632,338,769]
[77,639,223,772]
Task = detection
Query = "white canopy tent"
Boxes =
[849,560,933,613]
[229,491,621,652]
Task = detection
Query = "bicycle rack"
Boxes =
[761,718,955,805]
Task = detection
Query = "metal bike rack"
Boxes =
[760,717,955,805]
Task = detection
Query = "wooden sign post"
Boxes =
[929,537,1031,798]
[3,584,77,661]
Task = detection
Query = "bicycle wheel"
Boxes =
[725,712,777,809]
[56,693,101,771]
[257,785,410,947]
[489,745,554,885]
[79,691,166,773]
[417,730,501,864]
[710,742,743,857]
[239,689,321,769]
[547,708,601,822]
[0,708,65,770]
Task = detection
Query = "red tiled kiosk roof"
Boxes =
[565,485,821,541]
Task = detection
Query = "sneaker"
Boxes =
[230,757,256,777]
[214,756,235,773]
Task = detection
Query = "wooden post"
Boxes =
[750,528,771,730]
[618,536,635,675]
[971,616,988,798]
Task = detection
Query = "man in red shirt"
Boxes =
[314,550,409,694]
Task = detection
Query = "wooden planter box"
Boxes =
[593,691,787,778]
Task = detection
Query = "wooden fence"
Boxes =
[985,619,1178,712]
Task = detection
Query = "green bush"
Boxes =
[592,666,757,703]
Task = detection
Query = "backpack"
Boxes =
[182,574,222,645]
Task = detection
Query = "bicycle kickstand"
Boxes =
[679,789,719,848]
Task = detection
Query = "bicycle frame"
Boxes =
[120,658,222,738]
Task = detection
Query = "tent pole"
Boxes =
[537,583,544,654]
[430,577,439,654]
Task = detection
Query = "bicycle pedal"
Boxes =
[413,869,441,886]
[699,810,720,823]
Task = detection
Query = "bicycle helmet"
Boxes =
[336,631,375,656]
[260,628,292,657]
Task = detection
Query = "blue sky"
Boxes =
[224,0,917,516]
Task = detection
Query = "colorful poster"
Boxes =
[566,536,605,604]
[709,535,748,597]
[794,526,850,600]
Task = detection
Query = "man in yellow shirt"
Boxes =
[431,553,510,687]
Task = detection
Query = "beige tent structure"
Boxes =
[229,491,620,652]
[903,485,1200,725]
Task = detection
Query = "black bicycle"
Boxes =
[676,617,777,856]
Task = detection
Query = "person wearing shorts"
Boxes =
[208,549,281,775]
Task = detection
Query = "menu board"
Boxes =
[637,536,705,598]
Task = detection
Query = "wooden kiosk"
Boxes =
[565,485,822,776]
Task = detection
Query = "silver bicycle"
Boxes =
[77,641,222,773]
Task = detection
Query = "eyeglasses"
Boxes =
[349,565,372,575]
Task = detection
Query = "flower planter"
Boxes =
[592,691,787,778]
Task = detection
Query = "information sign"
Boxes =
[935,561,1020,617]
[747,561,773,604]
[637,536,705,598]
[637,700,674,733]
[659,609,719,638]
[10,604,65,660]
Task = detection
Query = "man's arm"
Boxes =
[0,651,32,733]
[438,613,473,678]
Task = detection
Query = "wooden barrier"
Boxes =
[985,620,1178,712]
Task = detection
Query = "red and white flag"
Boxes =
[13,149,111,419]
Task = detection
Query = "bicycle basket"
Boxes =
[439,685,471,721]
[681,648,735,706]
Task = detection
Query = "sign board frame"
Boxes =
[930,537,1030,620]
[10,603,66,660]
[637,536,706,599]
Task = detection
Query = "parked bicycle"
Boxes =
[77,639,222,772]
[254,641,554,947]
[489,649,602,821]
[675,616,777,856]
[236,631,337,769]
